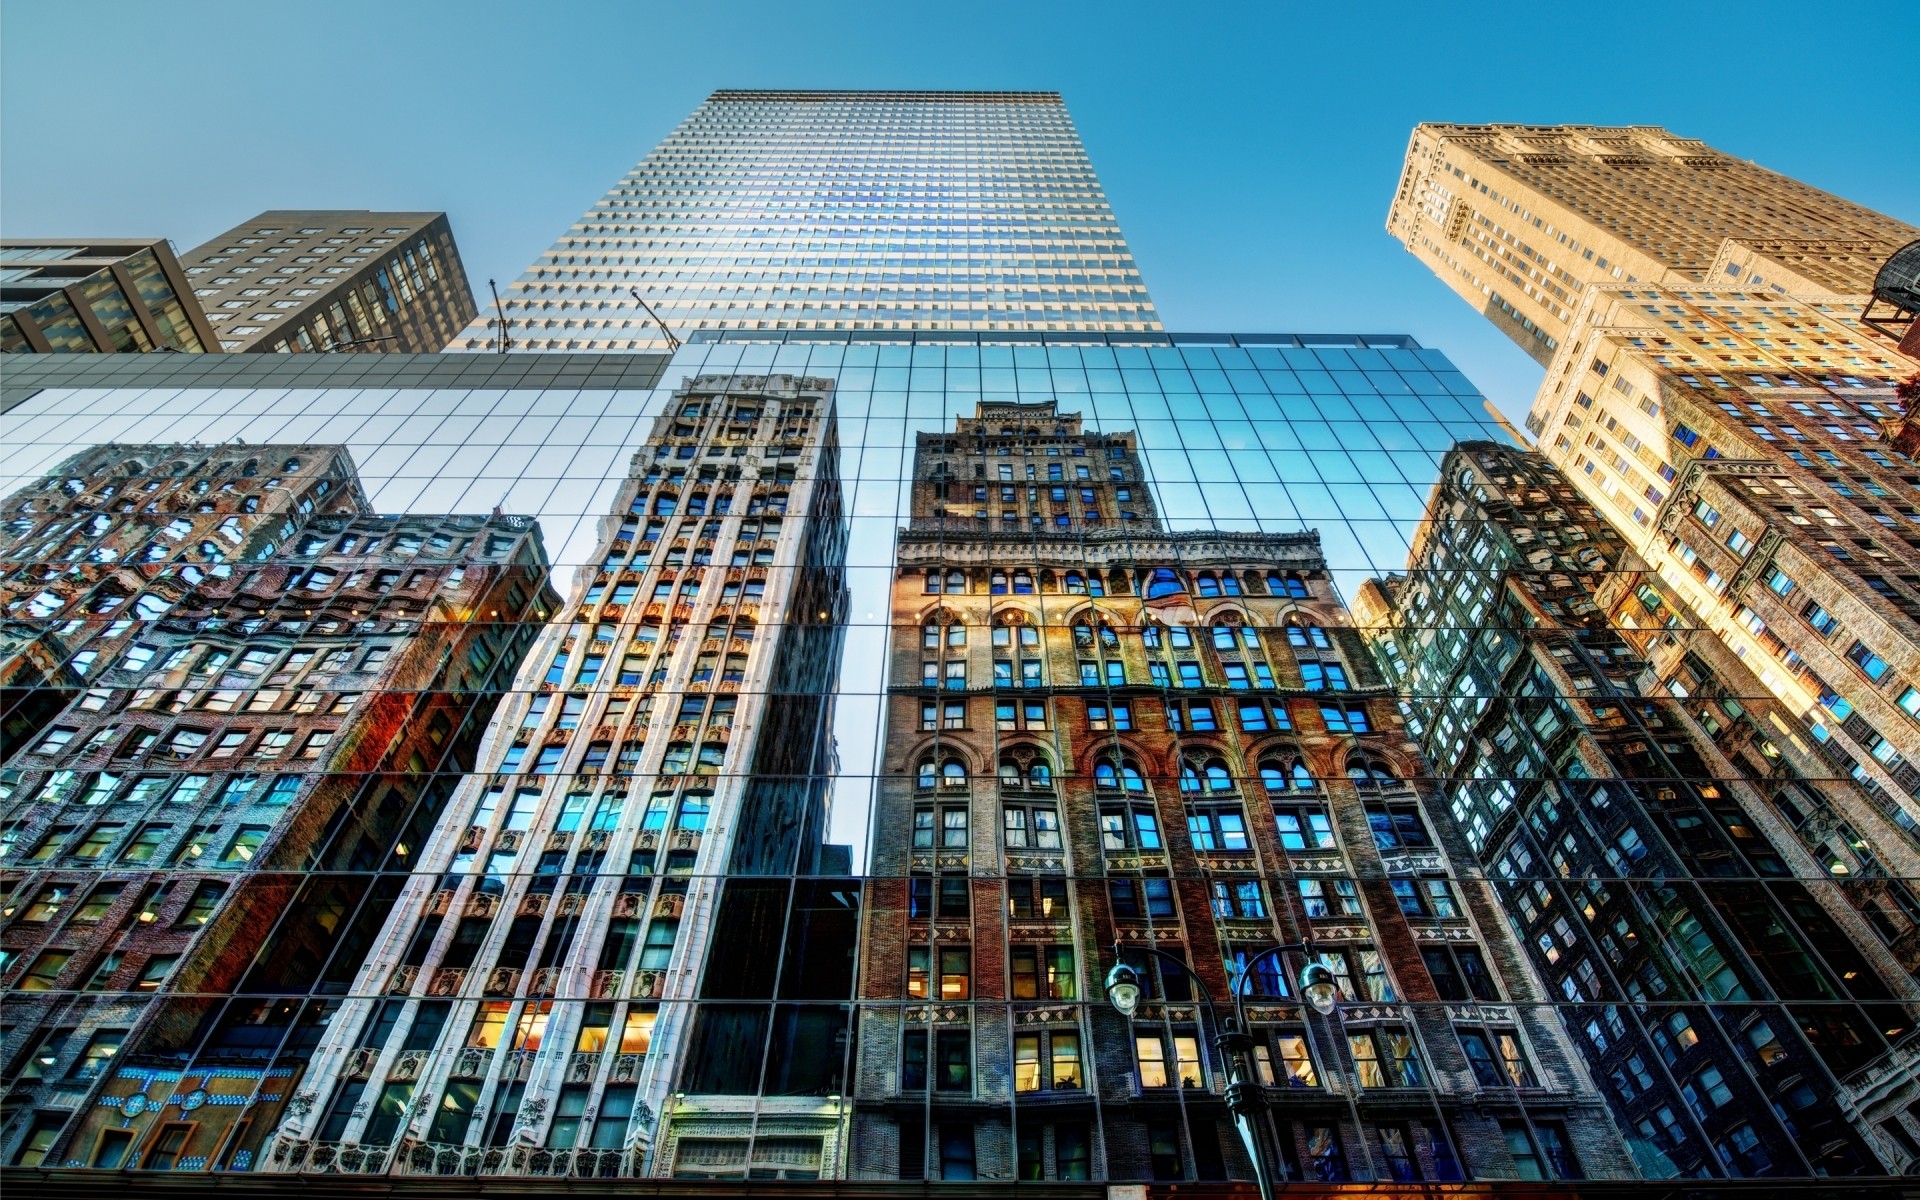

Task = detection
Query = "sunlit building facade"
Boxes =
[0,442,554,1170]
[449,90,1161,352]
[1387,123,1920,364]
[853,400,1627,1184]
[253,373,851,1178]
[1359,441,1920,1178]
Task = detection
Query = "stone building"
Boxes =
[1357,441,1920,1178]
[0,444,553,1170]
[1520,286,1920,878]
[1387,123,1919,365]
[850,400,1626,1185]
[255,372,851,1180]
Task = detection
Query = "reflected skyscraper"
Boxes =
[450,90,1161,352]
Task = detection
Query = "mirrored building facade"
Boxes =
[2,93,1919,1196]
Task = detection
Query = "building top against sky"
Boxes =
[1387,122,1920,365]
[450,88,1162,353]
[0,238,216,353]
[176,209,476,353]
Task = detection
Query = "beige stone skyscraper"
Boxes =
[1386,123,1918,364]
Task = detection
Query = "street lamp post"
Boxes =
[1105,940,1336,1200]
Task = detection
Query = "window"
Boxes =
[1298,876,1361,917]
[1135,1030,1203,1088]
[1013,1029,1083,1091]
[1009,945,1076,1000]
[1364,799,1431,848]
[1422,945,1499,1001]
[1002,803,1061,849]
[1378,1124,1421,1182]
[935,1029,971,1092]
[69,1029,125,1079]
[938,1124,975,1180]
[1300,661,1349,690]
[1187,805,1250,851]
[1107,876,1176,919]
[219,825,269,864]
[1350,1029,1422,1087]
[1210,879,1267,918]
[936,947,971,1000]
[1460,1028,1534,1087]
[1099,801,1161,850]
[1275,801,1335,850]
[1847,640,1891,682]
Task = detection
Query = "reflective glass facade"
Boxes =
[4,97,1920,1195]
[450,91,1161,353]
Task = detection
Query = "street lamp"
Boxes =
[1104,940,1336,1200]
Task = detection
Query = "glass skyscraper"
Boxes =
[449,90,1161,353]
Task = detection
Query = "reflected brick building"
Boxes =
[1358,441,1920,1178]
[0,444,554,1170]
[256,373,851,1180]
[851,400,1626,1185]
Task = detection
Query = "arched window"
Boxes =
[1196,573,1222,598]
[947,570,966,594]
[1012,569,1035,595]
[1179,758,1236,794]
[1260,755,1317,792]
[1145,568,1185,599]
[920,756,968,790]
[1222,573,1243,596]
[924,568,944,594]
[1039,569,1058,593]
[1065,571,1087,595]
[991,570,1008,595]
[1286,621,1331,650]
[1105,570,1130,597]
[1346,757,1399,790]
[1268,572,1311,599]
[1094,756,1147,792]
[1000,750,1055,791]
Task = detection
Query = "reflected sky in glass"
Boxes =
[0,339,1506,863]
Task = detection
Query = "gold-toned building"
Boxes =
[1386,124,1919,364]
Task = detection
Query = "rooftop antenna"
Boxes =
[629,288,682,352]
[488,279,513,354]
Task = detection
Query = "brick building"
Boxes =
[0,443,554,1170]
[1357,441,1920,1178]
[850,400,1626,1185]
[254,373,851,1180]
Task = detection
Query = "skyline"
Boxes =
[3,1,1916,419]
[6,13,1920,1188]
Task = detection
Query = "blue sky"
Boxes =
[4,0,1915,419]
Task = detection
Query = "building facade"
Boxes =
[177,212,476,353]
[851,400,1626,1185]
[1,241,217,355]
[1524,285,1920,869]
[253,372,851,1179]
[1358,441,1920,1178]
[1387,124,1920,364]
[448,90,1162,353]
[0,443,554,1170]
